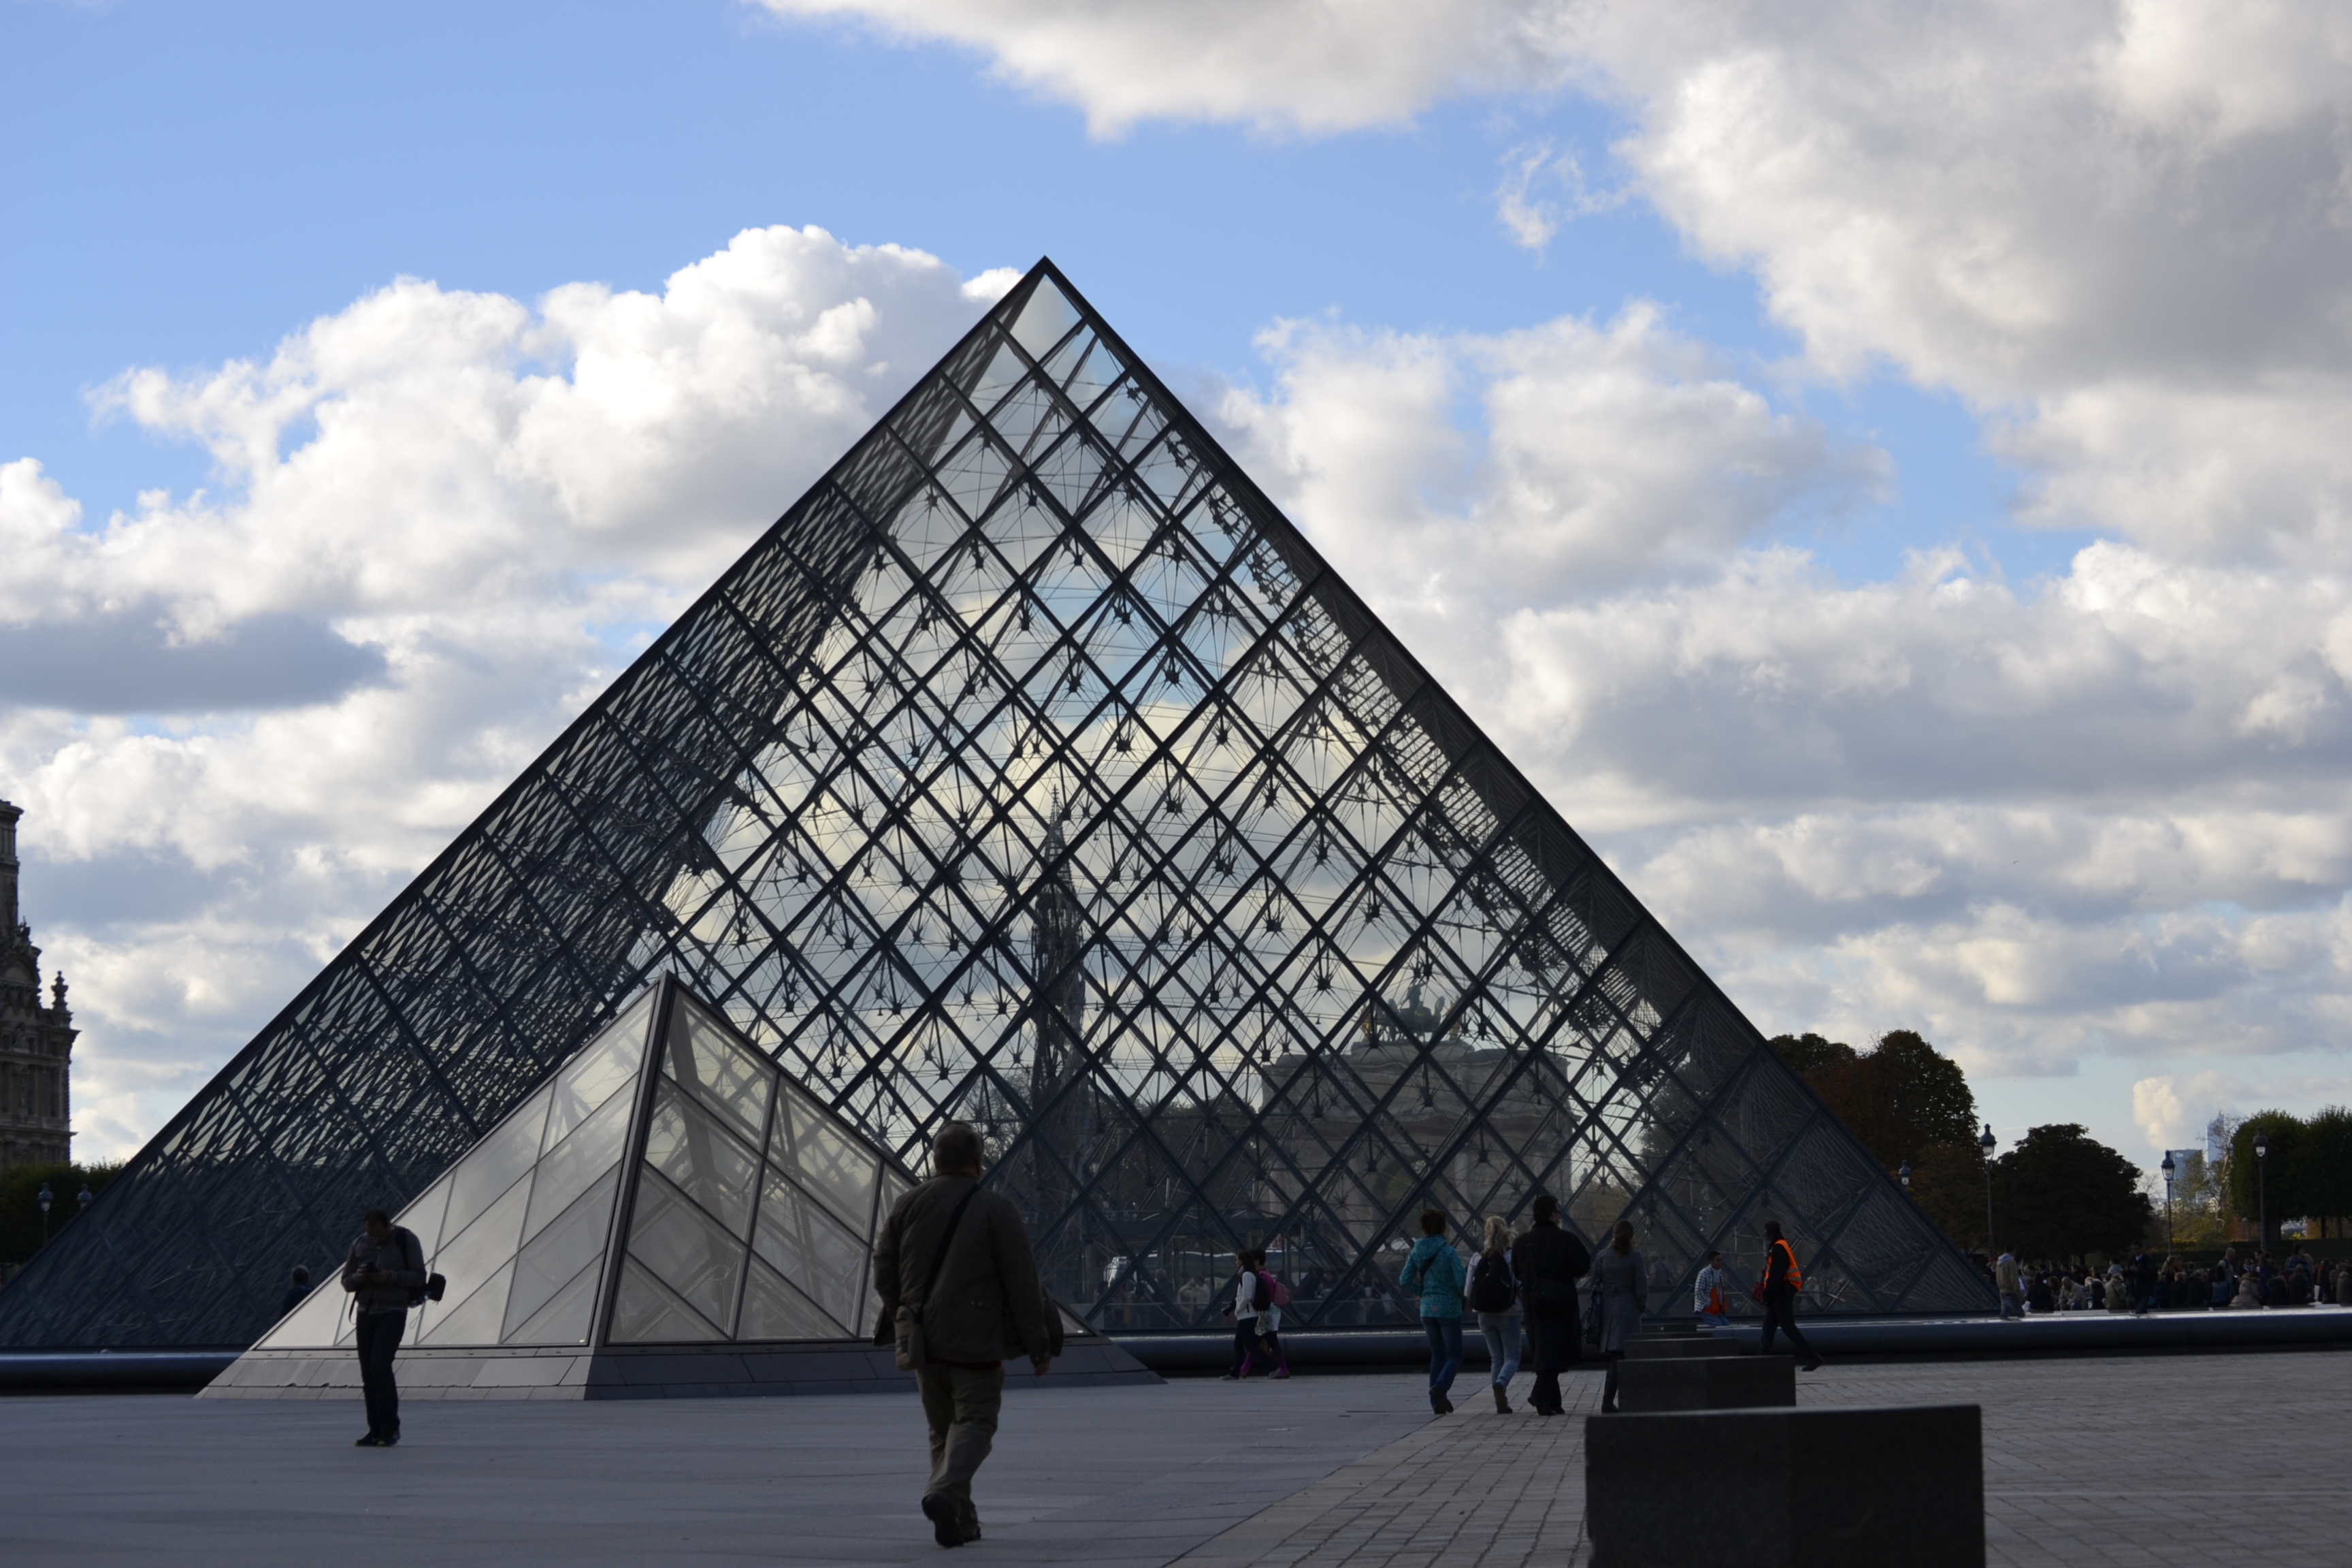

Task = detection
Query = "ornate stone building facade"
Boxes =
[1,800,77,1171]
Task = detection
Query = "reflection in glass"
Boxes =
[738,1256,844,1341]
[750,1171,868,1332]
[643,1081,760,1238]
[502,1166,620,1341]
[621,1171,747,1337]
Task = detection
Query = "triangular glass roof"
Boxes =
[252,976,915,1352]
[1,261,1995,1349]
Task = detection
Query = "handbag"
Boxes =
[894,1184,980,1372]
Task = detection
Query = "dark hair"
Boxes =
[1763,1218,1784,1241]
[291,1265,310,1284]
[364,1208,391,1228]
[1610,1220,1635,1255]
[1420,1207,1448,1237]
[933,1121,984,1174]
[1530,1192,1559,1222]
[1238,1247,1266,1270]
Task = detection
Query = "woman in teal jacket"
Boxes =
[1399,1206,1469,1414]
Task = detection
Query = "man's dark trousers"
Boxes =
[1759,1290,1815,1360]
[356,1308,406,1437]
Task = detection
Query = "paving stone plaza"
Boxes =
[8,1348,2348,1566]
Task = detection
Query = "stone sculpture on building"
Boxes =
[0,800,77,1173]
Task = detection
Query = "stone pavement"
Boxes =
[5,1351,2349,1565]
[1172,1351,2352,1567]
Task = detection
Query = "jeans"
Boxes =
[1758,1292,1816,1362]
[1475,1312,1521,1386]
[355,1307,406,1437]
[916,1363,1005,1509]
[1230,1317,1286,1374]
[1999,1290,2023,1319]
[1422,1314,1464,1394]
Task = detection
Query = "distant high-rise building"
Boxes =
[0,800,77,1171]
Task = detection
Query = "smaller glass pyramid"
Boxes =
[247,975,916,1355]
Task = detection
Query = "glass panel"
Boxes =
[502,1256,602,1346]
[254,1276,349,1349]
[542,992,655,1151]
[440,1083,551,1243]
[778,1092,879,1233]
[624,1169,747,1335]
[668,1002,773,1147]
[394,1173,454,1263]
[875,1169,913,1238]
[608,1256,724,1343]
[502,1166,620,1340]
[736,1255,848,1341]
[523,1078,636,1241]
[643,1079,760,1238]
[416,1259,514,1346]
[423,1173,531,1324]
[1010,276,1081,360]
[750,1170,870,1332]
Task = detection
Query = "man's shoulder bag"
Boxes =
[894,1184,980,1372]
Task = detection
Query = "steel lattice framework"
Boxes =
[0,262,1995,1347]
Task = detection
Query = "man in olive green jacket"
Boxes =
[874,1121,1053,1548]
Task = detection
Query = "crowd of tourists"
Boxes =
[1221,1198,1822,1417]
[1990,1243,2352,1317]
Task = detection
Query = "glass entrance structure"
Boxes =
[0,261,1995,1350]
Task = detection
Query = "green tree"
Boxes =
[1770,1028,1979,1171]
[1769,1032,1857,1077]
[1990,1124,2150,1262]
[2227,1109,2352,1243]
[0,1161,123,1266]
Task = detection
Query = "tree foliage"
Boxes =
[0,1162,123,1266]
[1989,1124,2150,1262]
[2226,1107,2352,1243]
[1768,1028,1980,1170]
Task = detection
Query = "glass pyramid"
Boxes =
[0,260,1995,1349]
[248,975,915,1355]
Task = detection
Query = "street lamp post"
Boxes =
[2160,1152,2176,1255]
[1899,1160,1913,1192]
[1978,1124,1997,1255]
[77,1183,93,1215]
[2253,1130,2270,1250]
[36,1181,53,1247]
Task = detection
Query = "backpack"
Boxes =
[1466,1252,1517,1314]
[1257,1270,1290,1308]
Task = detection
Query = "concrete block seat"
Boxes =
[1586,1404,1983,1567]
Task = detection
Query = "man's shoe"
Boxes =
[1269,1367,1291,1380]
[1802,1358,1823,1373]
[958,1503,983,1545]
[355,1433,383,1447]
[380,1427,400,1446]
[1219,1371,1242,1382]
[921,1493,964,1549]
[1492,1385,1512,1414]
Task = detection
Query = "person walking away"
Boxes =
[279,1264,312,1318]
[1221,1249,1290,1379]
[340,1207,425,1448]
[1589,1221,1647,1413]
[872,1121,1054,1549]
[1755,1220,1823,1373]
[1399,1207,1467,1415]
[1512,1192,1590,1417]
[1693,1250,1731,1333]
[1251,1251,1292,1377]
[1467,1216,1522,1414]
[1994,1249,2023,1319]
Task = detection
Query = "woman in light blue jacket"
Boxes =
[1399,1206,1469,1415]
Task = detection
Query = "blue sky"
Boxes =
[7,0,2351,1175]
[6,1,2025,577]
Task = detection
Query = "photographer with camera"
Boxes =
[340,1207,425,1448]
